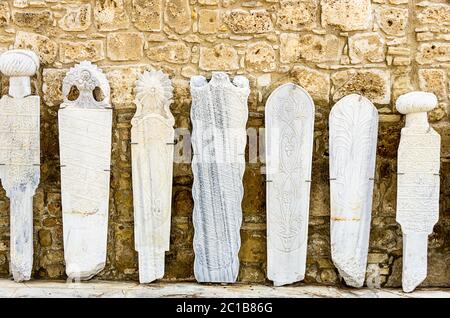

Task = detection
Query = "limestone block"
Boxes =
[349,33,385,64]
[199,44,239,71]
[190,72,249,283]
[132,70,174,283]
[377,6,408,36]
[276,0,317,31]
[199,0,218,4]
[416,43,450,65]
[164,0,191,34]
[105,66,143,106]
[107,32,144,61]
[332,69,391,104]
[42,68,67,107]
[265,83,315,286]
[12,9,52,28]
[59,61,112,280]
[132,0,162,31]
[418,69,447,101]
[329,94,378,287]
[291,65,330,104]
[14,31,57,66]
[58,4,91,31]
[0,49,40,282]
[396,91,440,293]
[224,9,273,34]
[0,2,10,26]
[245,42,276,73]
[94,0,130,31]
[60,41,105,64]
[146,42,191,64]
[416,3,450,26]
[321,0,372,31]
[198,9,219,34]
[280,33,342,63]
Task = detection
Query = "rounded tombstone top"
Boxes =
[396,91,437,114]
[0,49,39,77]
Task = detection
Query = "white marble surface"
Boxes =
[59,61,112,280]
[190,72,249,283]
[265,83,315,286]
[396,91,440,293]
[329,94,379,287]
[0,279,447,298]
[0,49,40,282]
[132,70,174,283]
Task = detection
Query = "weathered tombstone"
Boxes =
[265,83,315,286]
[0,49,40,282]
[329,94,378,287]
[396,91,440,293]
[59,61,112,280]
[190,72,249,283]
[132,70,174,283]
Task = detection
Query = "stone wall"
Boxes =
[0,0,448,287]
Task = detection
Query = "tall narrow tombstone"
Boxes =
[132,70,174,283]
[329,94,378,287]
[265,83,315,286]
[59,61,112,280]
[190,72,249,283]
[396,91,440,293]
[0,49,40,282]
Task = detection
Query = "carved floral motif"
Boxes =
[265,83,315,286]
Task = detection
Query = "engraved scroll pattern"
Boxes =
[397,133,440,234]
[0,96,40,193]
[190,73,249,282]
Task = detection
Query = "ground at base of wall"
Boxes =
[0,279,448,298]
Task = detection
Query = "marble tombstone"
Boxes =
[132,70,175,283]
[0,49,40,282]
[265,83,315,286]
[59,61,112,280]
[396,91,440,293]
[190,72,250,283]
[329,94,378,287]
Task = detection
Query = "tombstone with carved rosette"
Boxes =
[132,70,174,283]
[59,61,112,280]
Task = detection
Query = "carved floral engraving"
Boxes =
[0,49,40,282]
[265,83,315,286]
[59,61,112,280]
[329,94,378,287]
[132,70,174,283]
[396,91,440,293]
[190,72,249,283]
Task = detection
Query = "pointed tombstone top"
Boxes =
[396,91,437,114]
[134,70,174,125]
[0,49,39,77]
[62,61,110,108]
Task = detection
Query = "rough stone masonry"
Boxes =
[0,0,448,288]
